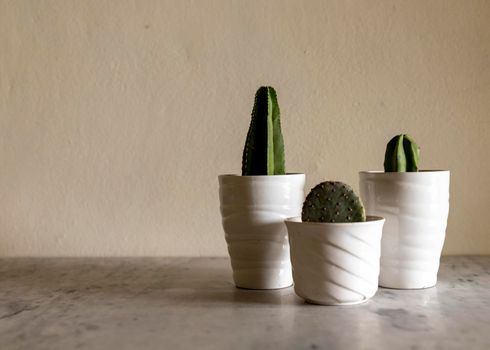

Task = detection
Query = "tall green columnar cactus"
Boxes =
[241,86,285,175]
[384,134,420,172]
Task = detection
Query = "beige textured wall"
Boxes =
[1,0,489,256]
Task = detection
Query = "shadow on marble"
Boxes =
[2,257,488,312]
[0,258,301,307]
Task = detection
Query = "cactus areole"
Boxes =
[302,181,366,223]
[241,86,285,176]
[384,134,420,172]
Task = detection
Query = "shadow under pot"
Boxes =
[285,216,385,305]
[218,174,305,290]
[359,170,450,289]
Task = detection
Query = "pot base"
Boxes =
[303,297,370,306]
[379,283,437,290]
[379,270,438,290]
[232,268,294,290]
[235,283,293,291]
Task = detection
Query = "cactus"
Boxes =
[241,86,285,176]
[384,134,420,172]
[302,181,366,223]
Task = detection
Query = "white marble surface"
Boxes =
[0,256,489,350]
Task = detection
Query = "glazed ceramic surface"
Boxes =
[359,171,450,289]
[285,216,384,305]
[219,174,305,289]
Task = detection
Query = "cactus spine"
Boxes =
[302,181,366,223]
[242,86,285,176]
[384,134,420,172]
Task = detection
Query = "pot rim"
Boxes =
[359,170,449,175]
[285,215,385,227]
[219,173,305,179]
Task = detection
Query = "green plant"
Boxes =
[384,134,420,172]
[241,86,285,175]
[301,181,366,223]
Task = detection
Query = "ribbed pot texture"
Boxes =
[219,174,305,289]
[359,171,450,289]
[286,216,384,305]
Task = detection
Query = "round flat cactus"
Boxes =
[301,181,366,223]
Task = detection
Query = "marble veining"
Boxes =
[0,256,489,350]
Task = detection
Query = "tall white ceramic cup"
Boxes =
[219,174,305,289]
[359,171,450,289]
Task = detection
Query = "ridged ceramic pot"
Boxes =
[218,174,305,289]
[285,216,385,305]
[359,171,450,289]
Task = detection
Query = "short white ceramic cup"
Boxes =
[359,170,450,289]
[219,174,305,289]
[285,216,385,305]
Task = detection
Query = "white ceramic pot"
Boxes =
[359,171,450,289]
[218,174,305,289]
[285,216,385,305]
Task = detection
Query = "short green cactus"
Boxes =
[241,86,285,176]
[302,181,366,223]
[384,134,420,172]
